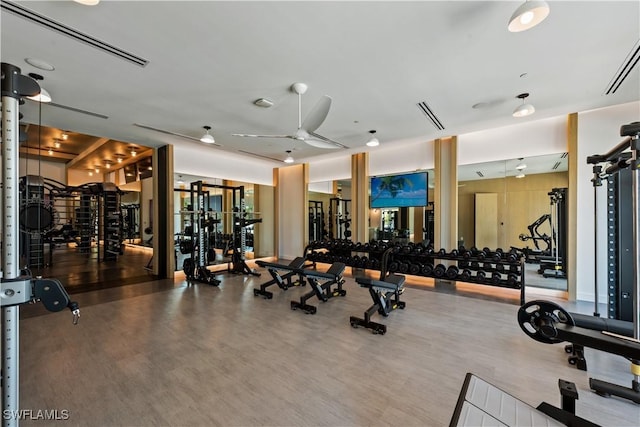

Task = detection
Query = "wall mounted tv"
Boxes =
[370,171,429,208]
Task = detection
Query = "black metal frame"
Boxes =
[290,262,346,314]
[253,257,306,299]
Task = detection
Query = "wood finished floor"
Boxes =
[16,263,640,427]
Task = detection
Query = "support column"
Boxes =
[434,136,458,250]
[351,152,369,243]
[567,113,578,301]
[254,184,275,258]
[153,144,174,278]
[274,164,308,259]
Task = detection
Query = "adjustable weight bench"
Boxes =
[253,257,306,299]
[564,314,633,371]
[290,262,346,314]
[350,274,406,335]
[450,373,599,427]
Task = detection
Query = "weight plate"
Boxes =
[517,300,574,344]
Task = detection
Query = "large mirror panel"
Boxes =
[458,154,568,291]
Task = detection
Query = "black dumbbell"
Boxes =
[492,249,503,262]
[388,261,399,273]
[460,269,472,282]
[470,261,480,269]
[491,272,502,284]
[483,262,493,271]
[507,273,519,286]
[421,263,434,276]
[446,265,459,279]
[398,262,409,274]
[495,263,505,273]
[433,264,447,278]
[458,259,469,268]
[409,263,421,275]
[450,249,459,258]
[507,249,518,263]
[437,248,447,256]
[510,264,519,273]
[476,270,487,281]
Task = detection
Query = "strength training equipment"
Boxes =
[350,248,406,335]
[450,373,598,427]
[2,62,80,427]
[253,257,306,299]
[290,262,347,314]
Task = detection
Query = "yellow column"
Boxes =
[434,136,458,250]
[351,152,369,243]
[567,113,578,300]
[274,163,308,259]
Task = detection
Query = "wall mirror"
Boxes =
[457,153,568,291]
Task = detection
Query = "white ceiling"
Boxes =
[2,1,639,165]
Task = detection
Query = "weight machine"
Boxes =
[178,180,261,283]
[328,197,351,240]
[517,121,640,404]
[308,200,325,242]
[539,188,567,279]
[2,62,79,427]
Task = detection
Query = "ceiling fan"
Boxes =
[232,82,346,149]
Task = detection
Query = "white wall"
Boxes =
[308,156,351,183]
[576,101,640,302]
[369,139,434,176]
[174,143,275,186]
[308,181,333,193]
[458,116,567,165]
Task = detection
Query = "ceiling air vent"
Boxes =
[560,152,568,159]
[476,171,484,177]
[48,102,108,119]
[1,0,149,67]
[604,39,640,95]
[417,101,445,131]
[552,161,561,170]
[237,150,281,162]
[132,123,214,144]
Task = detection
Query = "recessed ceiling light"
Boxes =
[253,98,274,108]
[73,0,100,5]
[24,58,55,71]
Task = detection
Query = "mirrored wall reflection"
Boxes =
[173,173,273,272]
[457,153,569,291]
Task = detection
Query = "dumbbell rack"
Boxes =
[307,241,526,304]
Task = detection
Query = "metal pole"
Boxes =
[2,68,23,427]
[593,183,600,317]
[630,134,640,340]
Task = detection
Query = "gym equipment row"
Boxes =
[176,180,262,285]
[306,240,526,303]
[517,121,640,405]
[2,62,80,426]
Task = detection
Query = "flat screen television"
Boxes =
[370,171,428,208]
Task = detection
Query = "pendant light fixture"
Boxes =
[25,73,51,103]
[515,158,527,171]
[512,93,535,118]
[508,0,550,32]
[200,125,215,143]
[284,150,294,164]
[366,130,380,147]
[73,0,100,5]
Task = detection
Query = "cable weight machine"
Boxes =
[2,62,79,427]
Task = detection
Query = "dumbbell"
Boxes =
[476,270,487,281]
[449,249,459,258]
[470,261,480,269]
[401,245,412,254]
[398,262,409,274]
[421,263,434,276]
[476,249,487,260]
[433,264,447,278]
[371,258,381,270]
[458,259,469,268]
[495,263,505,273]
[388,261,399,273]
[437,248,447,256]
[409,263,421,275]
[460,269,472,282]
[491,272,502,284]
[510,264,519,273]
[445,265,459,279]
[492,248,503,262]
[507,273,519,286]
[506,249,519,263]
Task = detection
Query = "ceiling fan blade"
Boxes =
[307,131,347,149]
[301,95,332,133]
[231,134,293,139]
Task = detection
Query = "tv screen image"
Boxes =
[370,171,428,208]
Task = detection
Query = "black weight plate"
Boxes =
[517,300,574,344]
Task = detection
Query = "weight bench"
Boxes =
[290,262,346,314]
[564,314,633,370]
[450,373,599,427]
[253,257,306,299]
[349,274,406,335]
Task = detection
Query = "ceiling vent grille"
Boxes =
[47,102,108,119]
[552,161,561,170]
[417,101,445,131]
[237,150,281,162]
[560,152,568,159]
[476,171,484,177]
[604,39,640,95]
[1,0,149,67]
[132,123,215,144]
